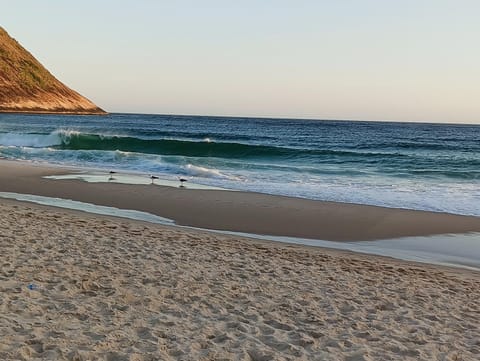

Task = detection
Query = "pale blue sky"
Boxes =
[1,0,479,123]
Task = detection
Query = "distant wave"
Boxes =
[356,140,478,152]
[0,130,412,160]
[1,129,478,181]
[57,132,292,158]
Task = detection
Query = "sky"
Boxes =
[1,0,479,123]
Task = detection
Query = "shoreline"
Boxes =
[1,159,480,242]
[3,189,480,271]
[2,194,477,277]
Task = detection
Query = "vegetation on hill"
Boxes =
[0,27,105,114]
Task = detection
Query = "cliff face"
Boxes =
[0,27,105,114]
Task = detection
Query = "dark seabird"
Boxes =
[179,177,188,187]
[109,171,117,180]
[150,175,159,184]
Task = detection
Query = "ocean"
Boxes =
[0,113,479,216]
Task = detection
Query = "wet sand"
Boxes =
[1,159,480,241]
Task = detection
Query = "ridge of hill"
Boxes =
[0,27,105,114]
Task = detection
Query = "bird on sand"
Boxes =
[150,175,159,184]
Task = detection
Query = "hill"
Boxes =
[0,27,105,114]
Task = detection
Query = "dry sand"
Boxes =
[2,159,480,241]
[1,199,479,361]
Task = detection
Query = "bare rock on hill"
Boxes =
[0,27,105,115]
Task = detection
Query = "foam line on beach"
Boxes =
[2,191,479,271]
[0,192,175,226]
[43,172,230,190]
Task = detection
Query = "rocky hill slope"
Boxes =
[0,27,105,114]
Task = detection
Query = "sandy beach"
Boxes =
[0,198,479,360]
[0,160,478,360]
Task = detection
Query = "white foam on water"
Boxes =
[221,173,480,217]
[0,129,88,148]
[185,164,240,180]
[0,132,62,148]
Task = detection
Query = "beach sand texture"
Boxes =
[1,200,479,360]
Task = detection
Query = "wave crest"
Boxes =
[0,132,62,148]
[0,129,411,161]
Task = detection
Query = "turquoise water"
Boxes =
[0,113,479,215]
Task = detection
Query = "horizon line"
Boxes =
[103,110,480,126]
